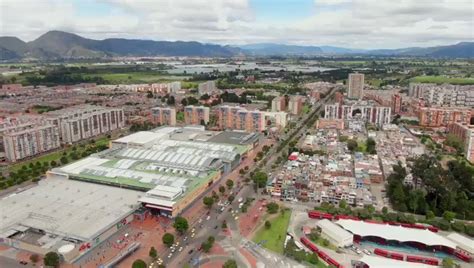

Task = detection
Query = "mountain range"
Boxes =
[0,31,472,60]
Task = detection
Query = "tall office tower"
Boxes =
[348,73,364,100]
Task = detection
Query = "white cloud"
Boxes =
[0,0,472,49]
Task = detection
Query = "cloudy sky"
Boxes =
[0,0,472,49]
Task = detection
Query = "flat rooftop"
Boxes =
[50,126,253,209]
[208,131,261,147]
[0,178,143,243]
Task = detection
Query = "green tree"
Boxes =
[132,259,147,268]
[43,252,60,267]
[265,220,271,229]
[219,185,226,194]
[252,171,268,188]
[444,134,464,154]
[173,216,189,234]
[366,138,376,154]
[203,196,214,209]
[347,139,358,152]
[322,239,330,247]
[222,259,238,268]
[149,246,157,260]
[426,210,435,220]
[226,179,234,190]
[308,228,320,242]
[266,202,279,214]
[162,233,174,247]
[307,252,319,265]
[443,211,456,222]
[60,156,69,165]
[339,200,347,209]
[228,195,235,202]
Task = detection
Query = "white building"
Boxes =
[264,111,288,129]
[198,81,217,95]
[45,105,124,144]
[316,219,353,247]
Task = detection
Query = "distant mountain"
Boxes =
[0,36,28,60]
[239,42,474,58]
[0,31,472,60]
[0,30,239,60]
[365,42,474,58]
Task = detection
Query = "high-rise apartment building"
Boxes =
[184,105,210,125]
[3,124,60,162]
[198,81,217,95]
[288,96,304,115]
[45,105,124,144]
[217,105,266,132]
[392,94,402,114]
[418,107,471,127]
[409,83,474,107]
[335,91,344,104]
[324,103,392,127]
[151,107,176,126]
[271,96,286,112]
[447,123,474,163]
[348,73,364,100]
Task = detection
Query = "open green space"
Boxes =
[302,104,311,114]
[252,209,291,254]
[84,72,191,84]
[410,75,474,85]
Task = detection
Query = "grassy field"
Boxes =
[252,209,291,254]
[410,76,474,85]
[85,72,191,84]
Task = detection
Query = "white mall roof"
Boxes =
[114,131,165,145]
[336,219,457,249]
[0,178,143,242]
[359,255,433,268]
[446,233,474,254]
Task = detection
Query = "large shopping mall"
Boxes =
[0,126,260,263]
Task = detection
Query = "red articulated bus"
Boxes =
[406,255,425,263]
[409,224,427,230]
[407,255,439,266]
[425,258,440,266]
[334,214,360,221]
[387,221,400,226]
[374,248,389,257]
[300,237,344,268]
[427,226,439,233]
[454,251,472,262]
[308,211,334,220]
[389,252,404,261]
[300,237,319,253]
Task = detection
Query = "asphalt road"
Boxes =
[159,89,336,267]
[0,255,34,268]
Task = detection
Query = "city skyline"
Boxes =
[1,0,473,49]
